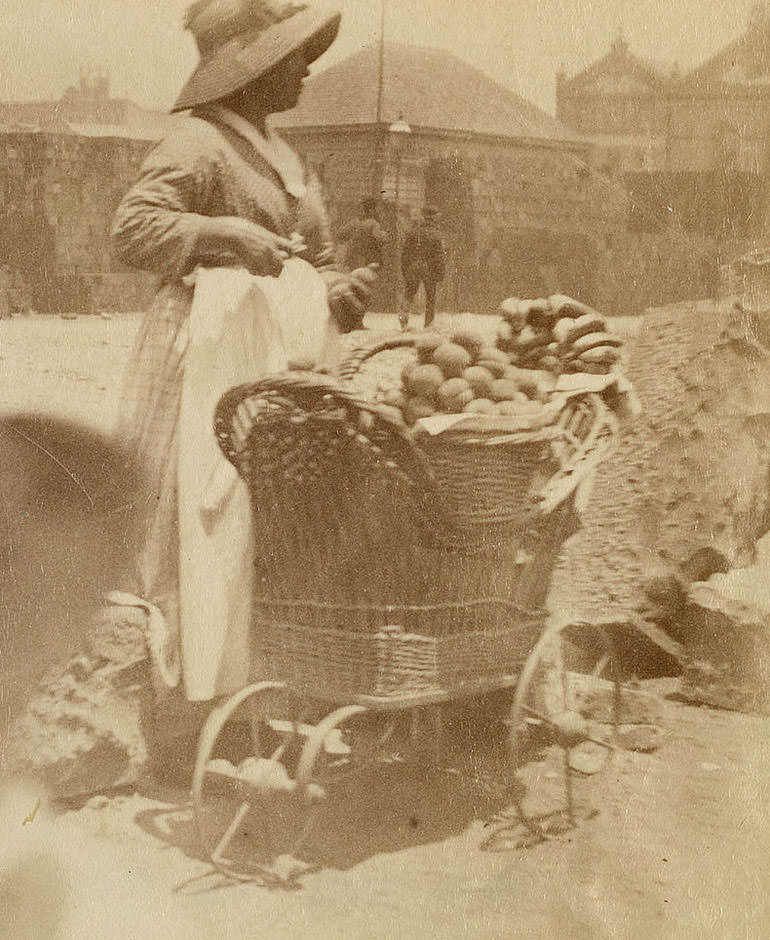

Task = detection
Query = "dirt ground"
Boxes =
[11,683,770,940]
[2,311,769,939]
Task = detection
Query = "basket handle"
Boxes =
[338,333,417,381]
[213,366,466,543]
[214,367,444,496]
[537,394,619,514]
[220,369,412,432]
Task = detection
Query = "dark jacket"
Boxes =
[337,216,387,269]
[401,221,445,282]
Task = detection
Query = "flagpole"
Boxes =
[375,0,385,124]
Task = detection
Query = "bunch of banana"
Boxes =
[497,295,623,375]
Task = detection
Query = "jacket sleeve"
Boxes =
[110,127,219,279]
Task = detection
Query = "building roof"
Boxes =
[272,42,576,142]
[559,37,675,96]
[0,97,176,141]
[684,13,770,87]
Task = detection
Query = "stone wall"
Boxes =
[0,130,153,312]
[667,90,769,174]
[288,126,635,312]
[0,124,736,317]
[593,229,721,315]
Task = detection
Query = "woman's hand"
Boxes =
[312,241,338,271]
[196,217,293,276]
[327,264,379,332]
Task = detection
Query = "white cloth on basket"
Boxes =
[177,259,339,701]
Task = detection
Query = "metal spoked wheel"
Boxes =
[191,682,370,884]
[508,623,623,839]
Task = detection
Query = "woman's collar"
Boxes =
[203,104,307,200]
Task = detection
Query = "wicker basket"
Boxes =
[213,338,618,702]
[340,334,618,531]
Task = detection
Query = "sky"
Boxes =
[0,0,761,115]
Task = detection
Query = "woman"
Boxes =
[112,0,373,702]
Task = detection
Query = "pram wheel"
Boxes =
[192,681,367,884]
[507,624,622,839]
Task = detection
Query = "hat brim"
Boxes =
[171,8,341,113]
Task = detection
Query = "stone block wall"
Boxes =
[0,130,153,312]
[0,124,740,316]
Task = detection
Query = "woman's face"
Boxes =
[242,50,309,115]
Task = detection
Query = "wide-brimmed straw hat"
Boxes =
[172,0,341,113]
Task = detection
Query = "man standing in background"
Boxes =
[337,197,388,271]
[400,205,445,330]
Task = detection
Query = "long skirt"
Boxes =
[118,263,340,700]
[117,280,191,658]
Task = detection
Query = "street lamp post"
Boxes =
[388,117,411,326]
[388,117,411,206]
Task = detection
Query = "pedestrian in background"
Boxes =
[400,205,445,330]
[337,197,387,271]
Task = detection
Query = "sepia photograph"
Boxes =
[1,0,769,936]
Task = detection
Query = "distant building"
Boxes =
[0,48,721,317]
[0,128,159,313]
[0,70,176,141]
[557,15,770,177]
[555,35,674,174]
[667,10,770,175]
[557,11,770,243]
[274,42,629,310]
[0,71,180,313]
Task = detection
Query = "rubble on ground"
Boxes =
[5,606,152,799]
[549,299,770,677]
[679,533,770,714]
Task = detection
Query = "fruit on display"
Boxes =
[437,377,474,412]
[488,378,520,402]
[571,345,622,366]
[499,295,623,375]
[403,363,444,401]
[379,294,625,427]
[462,365,495,398]
[568,332,623,357]
[403,396,437,425]
[380,388,408,411]
[496,321,517,352]
[432,342,473,377]
[496,398,540,415]
[499,297,527,332]
[476,361,507,379]
[450,330,485,360]
[415,331,445,363]
[389,328,557,426]
[462,398,498,415]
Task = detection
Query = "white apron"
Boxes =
[177,259,339,701]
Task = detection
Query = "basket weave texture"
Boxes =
[214,336,618,702]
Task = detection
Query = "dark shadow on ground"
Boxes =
[132,696,527,885]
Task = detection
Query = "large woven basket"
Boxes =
[339,335,618,533]
[213,337,618,702]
